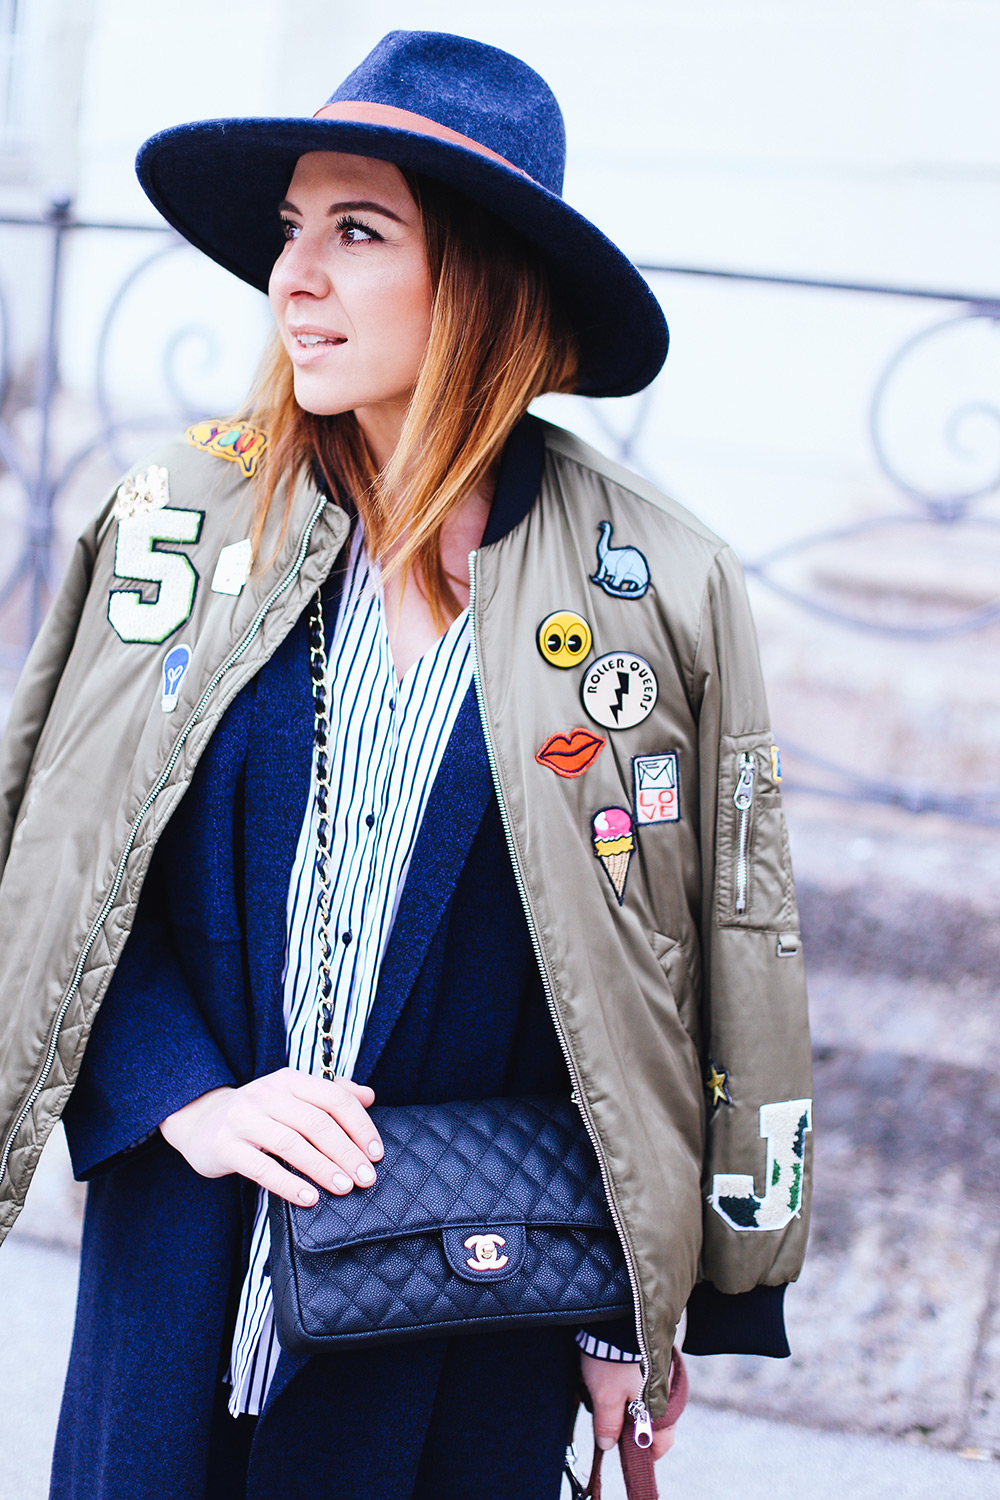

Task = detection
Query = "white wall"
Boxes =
[72,0,1000,290]
[20,1,1000,554]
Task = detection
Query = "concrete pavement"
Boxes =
[569,1403,1000,1500]
[1,1237,78,1500]
[2,1222,998,1500]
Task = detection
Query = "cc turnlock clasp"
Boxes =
[464,1233,509,1272]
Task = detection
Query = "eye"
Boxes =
[546,627,565,654]
[336,214,382,245]
[279,217,300,241]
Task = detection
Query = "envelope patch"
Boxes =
[633,752,681,825]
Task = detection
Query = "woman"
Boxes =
[0,30,812,1500]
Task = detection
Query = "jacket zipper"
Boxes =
[0,496,331,1191]
[733,751,756,915]
[467,550,654,1445]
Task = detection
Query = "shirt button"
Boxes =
[388,697,396,711]
[365,814,375,829]
[342,931,353,945]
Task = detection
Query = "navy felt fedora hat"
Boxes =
[135,30,667,399]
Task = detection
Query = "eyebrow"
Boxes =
[278,197,406,224]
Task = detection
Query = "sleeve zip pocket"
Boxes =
[732,751,756,914]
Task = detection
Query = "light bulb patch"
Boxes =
[161,643,192,713]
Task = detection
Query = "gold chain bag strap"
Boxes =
[287,585,639,1396]
[307,588,337,1080]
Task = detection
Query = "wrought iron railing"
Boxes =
[0,198,176,652]
[0,198,997,823]
[631,262,1000,824]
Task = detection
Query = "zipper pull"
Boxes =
[733,751,756,915]
[628,1395,653,1448]
[733,752,756,810]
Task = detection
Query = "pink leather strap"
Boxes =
[312,100,532,180]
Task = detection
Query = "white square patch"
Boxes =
[633,752,681,825]
[211,538,253,596]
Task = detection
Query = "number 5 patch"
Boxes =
[108,508,204,644]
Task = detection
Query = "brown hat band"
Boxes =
[312,100,532,181]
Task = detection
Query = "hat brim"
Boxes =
[135,117,667,399]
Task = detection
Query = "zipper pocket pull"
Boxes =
[628,1395,653,1448]
[733,752,756,811]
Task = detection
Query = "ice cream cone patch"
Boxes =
[592,807,634,905]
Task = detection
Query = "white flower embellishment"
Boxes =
[113,464,170,521]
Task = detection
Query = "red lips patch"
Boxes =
[535,728,605,779]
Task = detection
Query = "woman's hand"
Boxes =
[159,1067,383,1205]
[580,1352,678,1461]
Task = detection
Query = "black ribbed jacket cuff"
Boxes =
[682,1283,789,1357]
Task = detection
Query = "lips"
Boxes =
[535,728,605,778]
[288,323,347,342]
[286,325,348,362]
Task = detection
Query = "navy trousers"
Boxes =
[206,1327,580,1500]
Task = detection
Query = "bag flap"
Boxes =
[284,1096,616,1254]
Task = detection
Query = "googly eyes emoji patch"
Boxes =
[536,610,593,669]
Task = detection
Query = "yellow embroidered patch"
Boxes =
[186,419,268,478]
[705,1062,732,1108]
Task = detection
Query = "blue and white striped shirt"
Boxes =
[227,525,473,1415]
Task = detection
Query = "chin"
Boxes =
[290,372,356,418]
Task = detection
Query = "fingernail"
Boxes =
[356,1162,376,1185]
[596,1437,615,1451]
[298,1186,318,1205]
[368,1140,383,1160]
[332,1173,352,1192]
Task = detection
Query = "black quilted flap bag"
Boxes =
[268,1095,633,1354]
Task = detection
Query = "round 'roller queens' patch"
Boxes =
[580,652,658,730]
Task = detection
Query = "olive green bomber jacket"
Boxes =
[0,418,812,1419]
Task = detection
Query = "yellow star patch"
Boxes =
[706,1062,732,1108]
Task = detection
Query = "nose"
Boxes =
[269,229,330,302]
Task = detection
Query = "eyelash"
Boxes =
[279,214,383,245]
[337,214,382,244]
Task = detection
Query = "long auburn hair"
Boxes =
[244,171,580,627]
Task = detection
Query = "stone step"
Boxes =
[687,1033,1000,1454]
[786,798,1000,983]
[751,550,1000,801]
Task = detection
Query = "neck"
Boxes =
[352,401,499,552]
[354,401,408,475]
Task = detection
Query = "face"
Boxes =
[268,152,434,434]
